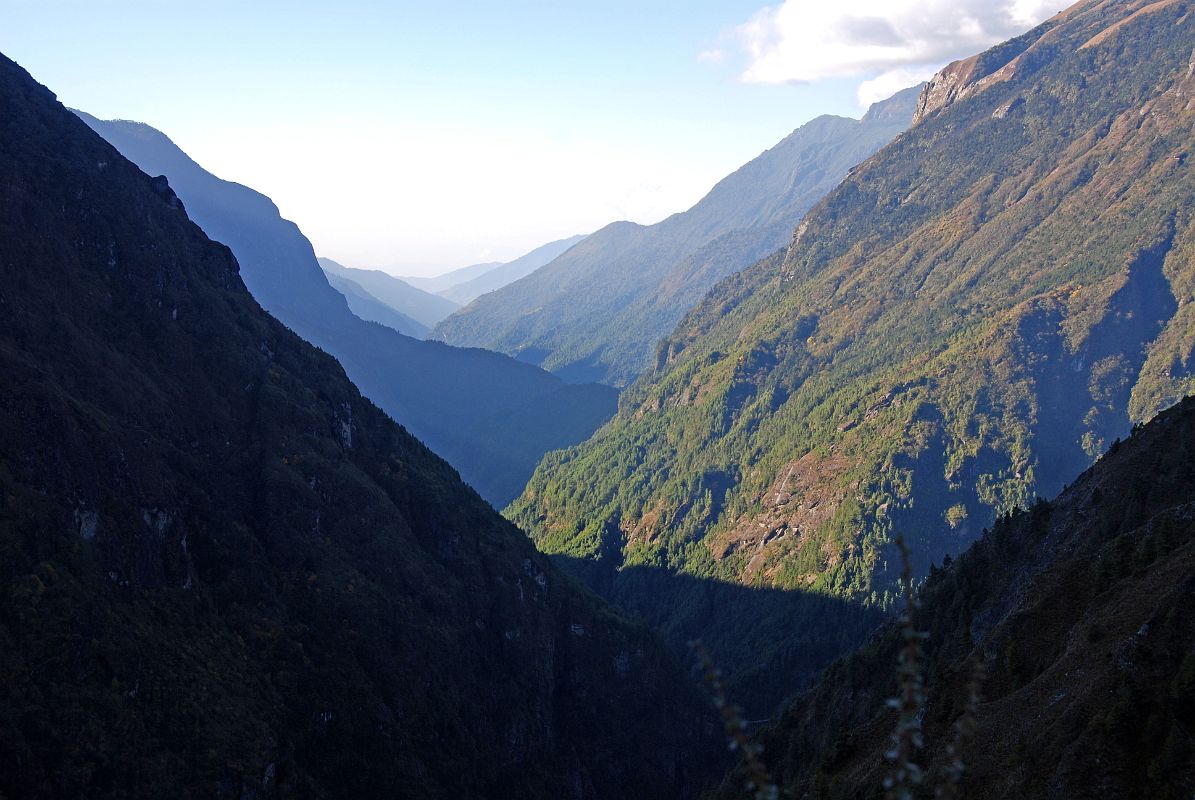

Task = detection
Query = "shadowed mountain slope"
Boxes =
[76,113,617,508]
[432,88,920,386]
[730,395,1195,799]
[510,0,1195,707]
[0,52,714,799]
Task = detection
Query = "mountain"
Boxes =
[0,52,715,799]
[322,269,428,337]
[731,395,1195,799]
[317,257,459,329]
[401,260,503,294]
[437,234,589,305]
[431,88,921,386]
[509,0,1195,709]
[76,114,618,508]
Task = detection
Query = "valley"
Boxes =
[2,1,1193,797]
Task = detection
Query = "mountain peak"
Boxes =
[862,84,925,124]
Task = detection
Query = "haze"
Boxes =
[1,0,1057,273]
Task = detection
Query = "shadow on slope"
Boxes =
[745,395,1195,799]
[553,555,886,719]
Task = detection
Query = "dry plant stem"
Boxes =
[690,641,780,800]
[936,657,985,799]
[885,536,927,800]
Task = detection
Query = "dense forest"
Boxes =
[717,396,1195,799]
[2,1,1194,798]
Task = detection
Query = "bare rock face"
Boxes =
[914,54,988,125]
[915,0,1193,125]
[912,38,1039,125]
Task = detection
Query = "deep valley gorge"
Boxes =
[2,1,1194,798]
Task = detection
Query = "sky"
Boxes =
[1,1,1061,275]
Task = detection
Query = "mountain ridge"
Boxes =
[321,268,429,337]
[431,87,921,387]
[436,234,589,305]
[316,256,459,329]
[511,0,1195,709]
[0,50,716,799]
[77,113,618,508]
[401,260,503,294]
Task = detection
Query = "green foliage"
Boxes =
[722,394,1195,799]
[943,504,968,529]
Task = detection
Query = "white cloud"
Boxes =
[856,66,939,106]
[698,48,727,64]
[735,0,1062,104]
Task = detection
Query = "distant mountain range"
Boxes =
[0,51,715,798]
[431,87,921,386]
[321,268,429,337]
[317,257,459,329]
[76,113,617,508]
[401,259,503,293]
[317,233,588,332]
[436,234,588,305]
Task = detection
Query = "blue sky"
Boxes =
[1,0,1059,273]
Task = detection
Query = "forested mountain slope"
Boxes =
[513,0,1195,706]
[730,395,1195,799]
[76,114,617,508]
[432,88,919,387]
[0,53,714,799]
